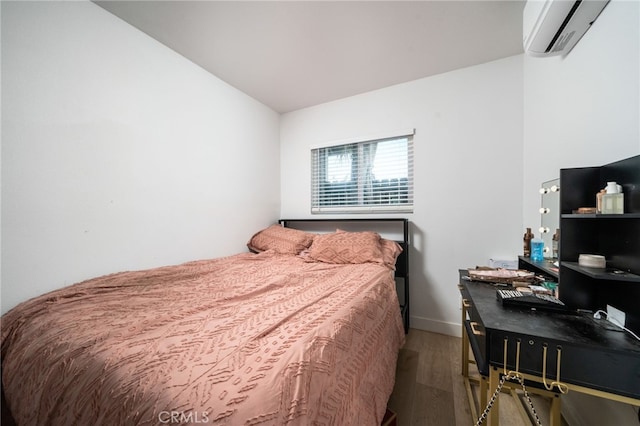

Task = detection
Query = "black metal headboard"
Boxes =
[278,218,410,333]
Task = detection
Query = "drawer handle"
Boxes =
[462,299,471,309]
[542,344,569,394]
[469,321,484,336]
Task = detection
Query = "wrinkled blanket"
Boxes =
[2,251,405,425]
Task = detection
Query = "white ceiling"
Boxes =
[95,1,525,113]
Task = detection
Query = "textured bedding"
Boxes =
[1,250,405,425]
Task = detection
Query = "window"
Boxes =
[311,132,414,213]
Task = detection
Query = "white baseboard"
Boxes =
[410,315,461,337]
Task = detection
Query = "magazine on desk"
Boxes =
[467,267,536,286]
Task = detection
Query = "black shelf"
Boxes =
[562,213,640,219]
[562,262,640,282]
[518,256,559,280]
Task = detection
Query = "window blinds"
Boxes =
[311,134,414,213]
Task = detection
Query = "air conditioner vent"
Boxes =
[523,0,609,57]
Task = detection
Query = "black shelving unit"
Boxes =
[559,155,640,335]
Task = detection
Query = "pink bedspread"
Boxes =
[1,251,405,425]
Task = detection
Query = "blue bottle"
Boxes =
[531,237,544,262]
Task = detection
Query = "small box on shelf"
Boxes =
[489,258,518,269]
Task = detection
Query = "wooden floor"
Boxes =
[387,328,561,426]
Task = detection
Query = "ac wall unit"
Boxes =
[523,0,610,57]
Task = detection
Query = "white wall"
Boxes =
[1,1,281,314]
[523,1,640,425]
[523,0,640,229]
[281,55,524,336]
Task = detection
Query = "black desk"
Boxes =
[459,270,640,425]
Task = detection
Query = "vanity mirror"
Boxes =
[539,178,560,258]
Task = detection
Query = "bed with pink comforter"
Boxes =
[1,226,405,426]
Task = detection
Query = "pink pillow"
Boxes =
[247,225,315,255]
[380,238,403,270]
[307,231,386,266]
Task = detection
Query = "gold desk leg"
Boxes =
[550,394,561,426]
[488,366,500,426]
[480,375,488,425]
[461,299,480,422]
[462,315,469,377]
[464,377,478,423]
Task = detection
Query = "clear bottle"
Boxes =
[523,228,534,257]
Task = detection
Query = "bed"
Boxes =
[1,219,409,425]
